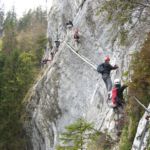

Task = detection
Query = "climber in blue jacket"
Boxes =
[97,56,118,92]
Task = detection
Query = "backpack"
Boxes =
[111,87,118,105]
[97,64,104,74]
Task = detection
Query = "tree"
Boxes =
[0,6,47,149]
[57,118,100,150]
[130,33,150,104]
[17,7,47,65]
[2,8,17,53]
[99,0,150,45]
[0,1,4,37]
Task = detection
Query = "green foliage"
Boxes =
[18,7,47,31]
[0,38,2,50]
[0,3,4,36]
[119,33,150,149]
[0,51,24,149]
[119,126,131,150]
[122,71,129,78]
[35,35,47,64]
[119,29,128,45]
[57,118,100,150]
[2,8,17,53]
[148,129,150,150]
[0,49,36,149]
[130,33,150,101]
[88,132,115,150]
[99,0,147,45]
[17,7,47,65]
[0,7,47,150]
[100,0,134,23]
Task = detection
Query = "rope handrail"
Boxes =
[129,95,150,113]
[64,41,97,70]
[78,52,96,67]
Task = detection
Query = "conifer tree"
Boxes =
[57,118,100,150]
[2,8,17,53]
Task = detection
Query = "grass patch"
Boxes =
[88,132,116,150]
[118,33,150,149]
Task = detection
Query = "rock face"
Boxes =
[132,105,150,150]
[25,0,150,149]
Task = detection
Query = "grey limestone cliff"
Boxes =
[25,0,150,149]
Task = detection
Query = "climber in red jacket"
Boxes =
[111,79,128,108]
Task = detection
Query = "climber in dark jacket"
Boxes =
[41,58,51,65]
[66,20,73,28]
[97,56,118,92]
[55,40,60,48]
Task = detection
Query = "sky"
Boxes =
[2,0,53,17]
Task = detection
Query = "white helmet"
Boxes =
[114,79,120,85]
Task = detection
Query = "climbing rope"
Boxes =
[64,41,97,70]
[132,96,150,113]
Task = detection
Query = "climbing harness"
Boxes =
[64,41,97,70]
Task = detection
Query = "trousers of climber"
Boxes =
[111,79,128,108]
[97,56,118,92]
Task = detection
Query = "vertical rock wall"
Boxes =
[25,0,150,149]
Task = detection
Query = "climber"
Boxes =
[41,58,51,65]
[111,79,128,109]
[74,29,80,43]
[145,115,150,120]
[80,0,86,8]
[50,44,59,61]
[97,56,118,92]
[66,20,73,28]
[55,40,60,48]
[50,51,54,61]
